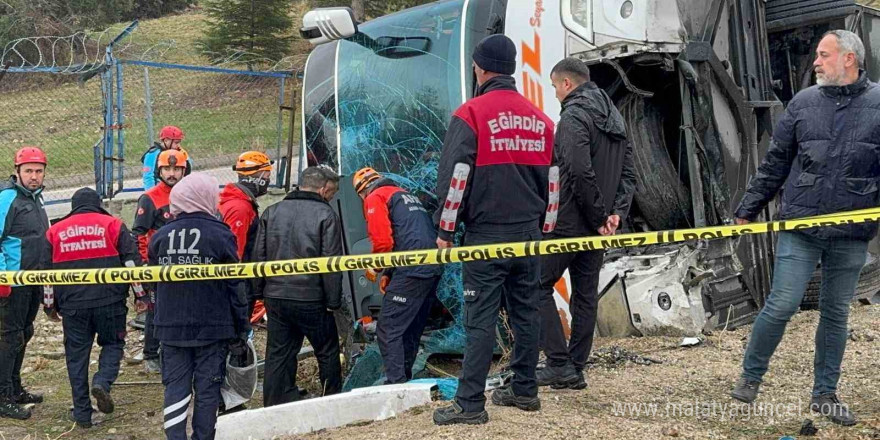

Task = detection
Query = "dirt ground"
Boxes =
[1,303,877,440]
[0,302,319,440]
[296,303,880,440]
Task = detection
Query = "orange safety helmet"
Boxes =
[157,148,189,169]
[158,125,185,141]
[352,167,381,194]
[14,146,47,166]
[233,151,274,176]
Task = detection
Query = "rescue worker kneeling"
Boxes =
[45,188,142,428]
[353,167,443,384]
[149,173,249,440]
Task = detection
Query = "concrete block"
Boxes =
[215,382,435,439]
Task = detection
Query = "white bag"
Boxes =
[221,340,258,410]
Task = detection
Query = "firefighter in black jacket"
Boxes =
[149,173,248,440]
[254,166,343,406]
[353,167,443,384]
[536,58,636,390]
[45,188,143,428]
[432,35,556,425]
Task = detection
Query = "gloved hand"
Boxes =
[135,286,153,312]
[135,298,150,313]
[132,281,149,312]
[0,285,11,298]
[379,275,390,295]
[365,268,381,283]
[43,305,60,322]
[140,286,156,311]
[229,332,249,358]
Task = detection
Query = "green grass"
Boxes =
[1,10,302,187]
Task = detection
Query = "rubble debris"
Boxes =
[410,378,458,400]
[35,350,65,360]
[661,426,680,437]
[848,328,876,342]
[679,337,703,347]
[587,346,663,367]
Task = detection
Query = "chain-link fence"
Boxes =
[118,61,294,194]
[0,70,106,204]
[0,21,299,218]
[1,63,296,217]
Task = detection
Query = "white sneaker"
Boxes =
[126,350,144,365]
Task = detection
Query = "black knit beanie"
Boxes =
[71,187,108,214]
[472,34,517,75]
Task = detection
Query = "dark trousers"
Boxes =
[61,302,127,423]
[455,228,541,413]
[0,286,41,398]
[537,239,604,371]
[263,299,341,406]
[144,305,159,361]
[161,341,227,440]
[378,274,439,384]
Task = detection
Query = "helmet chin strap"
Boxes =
[239,175,269,197]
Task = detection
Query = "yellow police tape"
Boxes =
[4,207,880,286]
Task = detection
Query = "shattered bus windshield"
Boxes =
[303,0,465,201]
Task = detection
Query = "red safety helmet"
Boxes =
[14,146,48,166]
[158,125,185,141]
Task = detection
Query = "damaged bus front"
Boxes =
[299,0,781,388]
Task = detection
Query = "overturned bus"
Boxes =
[298,0,880,388]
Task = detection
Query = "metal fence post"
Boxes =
[102,67,115,199]
[275,77,286,187]
[144,67,154,147]
[102,20,137,199]
[116,61,125,196]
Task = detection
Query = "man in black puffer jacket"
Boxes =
[536,58,636,390]
[254,166,343,406]
[730,30,880,427]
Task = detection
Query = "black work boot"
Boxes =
[91,386,114,414]
[13,388,43,404]
[564,369,587,390]
[810,393,857,426]
[537,363,579,389]
[432,400,489,425]
[67,406,105,429]
[730,377,761,403]
[0,398,31,420]
[67,409,93,428]
[490,385,541,411]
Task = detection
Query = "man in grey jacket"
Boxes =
[254,166,343,406]
[536,58,636,389]
[730,30,880,427]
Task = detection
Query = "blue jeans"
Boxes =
[742,231,867,396]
